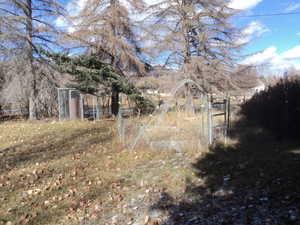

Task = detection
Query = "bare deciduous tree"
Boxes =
[0,56,61,117]
[0,0,64,119]
[232,64,260,90]
[143,0,241,91]
[61,0,146,115]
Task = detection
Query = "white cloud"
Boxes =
[55,0,146,32]
[228,0,263,10]
[281,46,300,59]
[243,45,300,71]
[244,46,278,64]
[144,0,163,5]
[237,21,269,44]
[55,0,87,32]
[55,17,66,27]
[285,3,300,12]
[66,0,87,15]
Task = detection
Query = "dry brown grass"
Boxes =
[0,118,207,225]
[125,110,223,151]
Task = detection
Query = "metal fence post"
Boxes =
[93,96,96,122]
[201,96,205,136]
[57,88,61,121]
[207,97,213,145]
[81,93,85,121]
[68,90,72,121]
[223,99,228,141]
[227,97,231,131]
[96,97,101,120]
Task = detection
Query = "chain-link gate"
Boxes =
[57,88,84,121]
[207,97,231,145]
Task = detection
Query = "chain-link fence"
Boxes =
[117,80,235,151]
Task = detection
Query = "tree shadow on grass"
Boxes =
[0,124,117,225]
[151,124,300,225]
[0,126,112,174]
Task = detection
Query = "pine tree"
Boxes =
[43,51,155,114]
[62,0,146,115]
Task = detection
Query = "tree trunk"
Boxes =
[25,0,38,120]
[111,84,119,116]
[182,3,191,65]
[110,58,120,116]
[29,96,37,119]
[107,0,120,117]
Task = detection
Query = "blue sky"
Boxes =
[56,0,300,73]
[229,0,300,72]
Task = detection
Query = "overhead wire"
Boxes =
[237,11,300,18]
[54,11,300,29]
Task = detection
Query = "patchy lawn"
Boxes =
[1,119,298,225]
[0,120,203,225]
